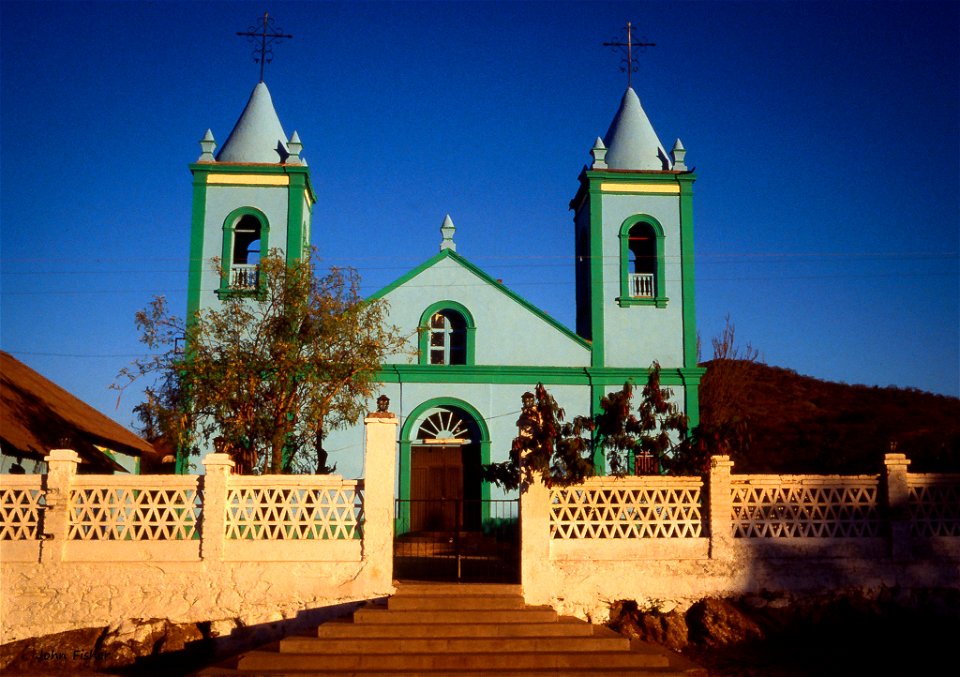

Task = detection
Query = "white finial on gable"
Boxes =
[198,129,217,163]
[440,214,456,251]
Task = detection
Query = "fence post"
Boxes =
[39,449,80,563]
[708,454,734,561]
[363,405,398,590]
[884,453,911,560]
[520,473,552,604]
[200,453,234,562]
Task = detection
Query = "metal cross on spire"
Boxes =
[237,12,293,82]
[602,21,655,90]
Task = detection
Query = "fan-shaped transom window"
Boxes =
[416,408,473,444]
[429,310,467,365]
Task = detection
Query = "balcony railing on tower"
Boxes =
[629,272,655,297]
[231,264,259,290]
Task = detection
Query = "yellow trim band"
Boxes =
[599,182,680,194]
[206,174,290,186]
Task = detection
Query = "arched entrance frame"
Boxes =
[397,397,491,534]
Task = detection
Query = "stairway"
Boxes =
[196,582,706,676]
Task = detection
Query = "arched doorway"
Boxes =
[409,406,482,532]
[395,401,518,582]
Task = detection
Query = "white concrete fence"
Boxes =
[0,413,398,644]
[521,453,960,619]
[2,405,959,642]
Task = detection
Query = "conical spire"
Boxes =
[602,86,670,171]
[216,82,289,163]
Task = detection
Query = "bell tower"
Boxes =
[186,81,315,321]
[570,84,700,423]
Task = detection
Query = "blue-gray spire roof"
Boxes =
[216,82,289,163]
[602,86,670,171]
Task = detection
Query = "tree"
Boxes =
[595,362,695,476]
[695,315,761,463]
[481,384,595,491]
[115,248,406,474]
[483,362,699,490]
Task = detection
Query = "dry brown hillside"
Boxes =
[698,360,960,474]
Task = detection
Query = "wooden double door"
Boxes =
[409,443,480,532]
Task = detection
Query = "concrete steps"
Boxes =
[194,582,707,676]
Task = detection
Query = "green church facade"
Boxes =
[185,73,703,506]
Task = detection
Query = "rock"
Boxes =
[656,599,679,614]
[96,618,207,670]
[608,588,960,676]
[685,597,764,648]
[0,626,106,675]
[643,610,689,650]
[208,618,238,638]
[97,618,169,670]
[157,622,204,653]
[607,599,689,651]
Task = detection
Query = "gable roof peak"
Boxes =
[602,86,670,171]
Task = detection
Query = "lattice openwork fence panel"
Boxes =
[67,477,201,541]
[550,477,703,539]
[224,477,362,540]
[0,476,44,540]
[908,474,960,537]
[731,476,881,538]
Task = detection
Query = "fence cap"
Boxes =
[202,452,236,470]
[47,448,80,463]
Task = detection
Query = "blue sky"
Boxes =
[2,0,958,436]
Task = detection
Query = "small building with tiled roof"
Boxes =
[0,351,160,474]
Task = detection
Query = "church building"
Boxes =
[184,64,702,521]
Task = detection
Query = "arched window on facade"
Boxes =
[231,215,262,290]
[428,310,467,365]
[627,221,657,298]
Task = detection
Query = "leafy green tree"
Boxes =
[116,249,405,474]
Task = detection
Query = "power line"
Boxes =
[1,250,956,271]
